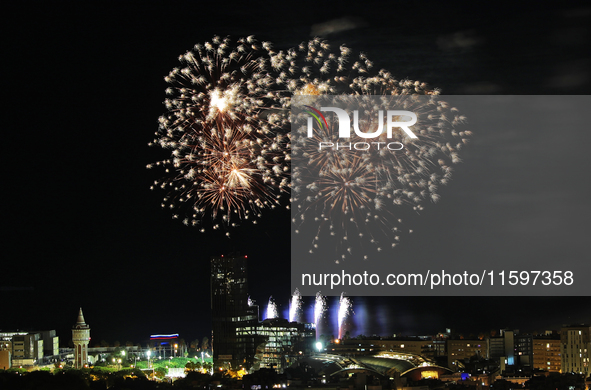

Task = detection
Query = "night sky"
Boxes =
[2,1,590,347]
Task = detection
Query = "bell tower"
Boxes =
[72,307,90,368]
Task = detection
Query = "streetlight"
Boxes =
[147,350,152,369]
[315,342,323,353]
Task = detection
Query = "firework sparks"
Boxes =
[289,288,302,323]
[314,292,327,339]
[337,293,352,339]
[148,36,290,233]
[266,297,278,319]
[288,39,471,261]
[148,36,471,252]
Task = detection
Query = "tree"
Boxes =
[154,367,167,380]
[491,379,513,390]
[185,361,203,372]
[201,337,209,351]
[176,372,211,388]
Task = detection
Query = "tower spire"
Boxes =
[76,307,86,326]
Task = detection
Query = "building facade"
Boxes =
[328,337,437,359]
[560,325,590,376]
[532,335,561,373]
[515,333,533,366]
[0,350,10,370]
[236,318,313,372]
[447,339,488,369]
[38,330,59,357]
[11,333,43,366]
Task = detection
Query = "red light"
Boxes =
[245,255,247,258]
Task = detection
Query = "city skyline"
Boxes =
[2,0,591,352]
[3,289,591,347]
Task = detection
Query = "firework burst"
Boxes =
[148,36,290,233]
[148,36,471,249]
[276,37,439,97]
[289,40,472,261]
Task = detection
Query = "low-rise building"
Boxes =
[236,318,314,372]
[447,339,488,369]
[328,337,436,359]
[532,335,561,373]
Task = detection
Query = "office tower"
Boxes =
[211,255,259,369]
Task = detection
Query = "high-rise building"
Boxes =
[560,325,590,376]
[72,308,90,369]
[211,255,259,369]
[211,255,315,372]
